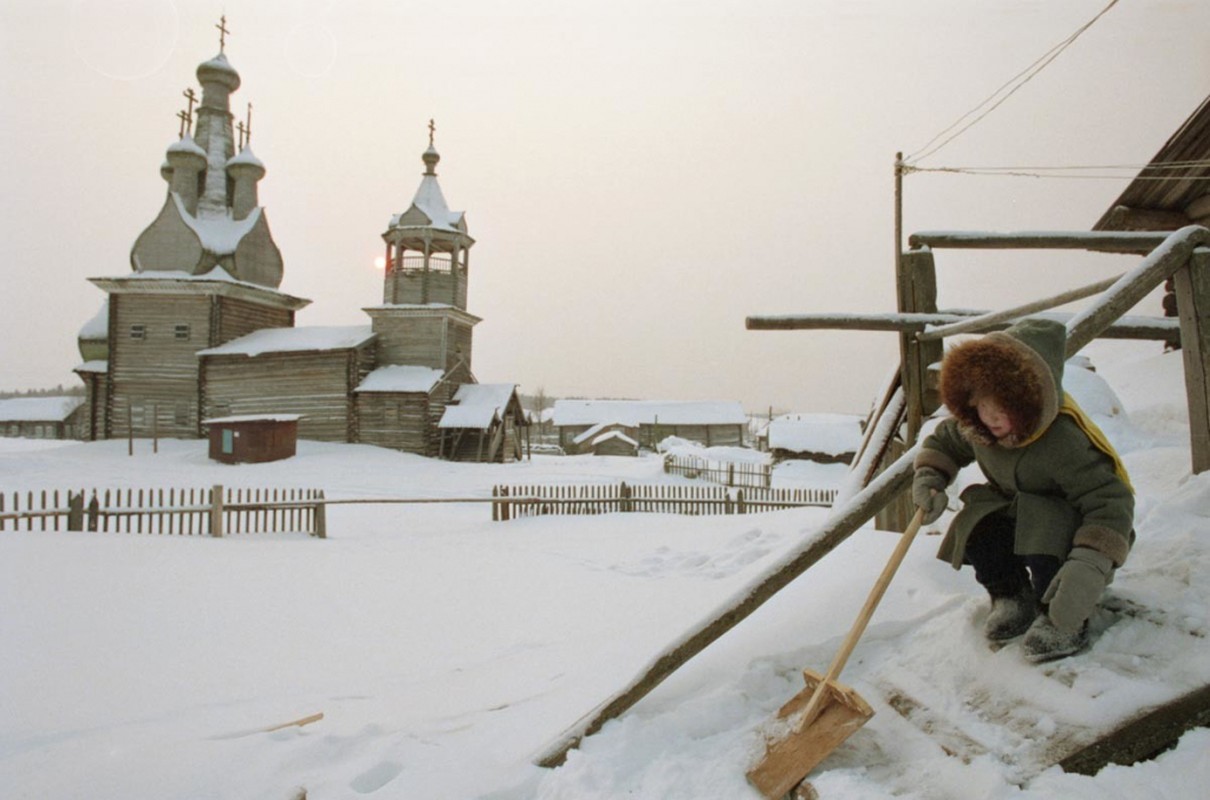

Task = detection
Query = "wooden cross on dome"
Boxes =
[177,88,197,138]
[428,118,436,147]
[238,103,253,149]
[216,14,230,53]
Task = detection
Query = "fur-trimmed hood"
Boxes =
[939,318,1066,448]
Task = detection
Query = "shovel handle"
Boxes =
[794,506,927,732]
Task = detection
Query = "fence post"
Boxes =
[67,491,84,531]
[210,484,224,538]
[314,491,327,538]
[620,482,631,513]
[737,488,747,515]
[492,486,499,522]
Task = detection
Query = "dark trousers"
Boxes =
[964,512,1062,598]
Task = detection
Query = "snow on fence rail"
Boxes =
[0,486,327,537]
[491,482,836,521]
[662,454,772,488]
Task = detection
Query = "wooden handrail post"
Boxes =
[1175,248,1210,473]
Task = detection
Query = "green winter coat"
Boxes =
[915,319,1135,570]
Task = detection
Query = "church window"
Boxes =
[175,324,191,341]
[130,324,146,340]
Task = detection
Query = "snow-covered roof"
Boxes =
[0,396,84,422]
[202,414,303,425]
[552,400,747,427]
[167,135,206,158]
[197,325,375,357]
[91,267,309,311]
[355,365,445,394]
[592,430,638,448]
[390,174,466,233]
[226,147,264,170]
[74,360,108,374]
[78,301,109,340]
[438,384,517,429]
[173,193,263,255]
[766,413,863,455]
[573,421,631,446]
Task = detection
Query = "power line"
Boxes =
[906,0,1120,165]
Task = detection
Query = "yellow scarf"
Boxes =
[1024,393,1133,493]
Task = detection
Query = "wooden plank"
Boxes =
[1059,684,1210,775]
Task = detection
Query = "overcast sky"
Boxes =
[1,0,1207,414]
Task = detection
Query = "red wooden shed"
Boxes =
[203,414,302,464]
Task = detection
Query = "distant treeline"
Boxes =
[0,384,85,399]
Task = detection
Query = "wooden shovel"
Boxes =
[746,507,927,799]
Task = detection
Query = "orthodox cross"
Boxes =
[238,103,253,149]
[177,88,197,138]
[428,118,436,147]
[216,14,230,53]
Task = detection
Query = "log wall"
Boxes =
[202,346,373,442]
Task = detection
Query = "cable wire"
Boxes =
[906,0,1120,165]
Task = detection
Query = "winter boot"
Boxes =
[984,585,1038,642]
[1022,614,1089,663]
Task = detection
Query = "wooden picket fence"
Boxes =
[663,454,773,489]
[491,482,836,521]
[0,486,327,537]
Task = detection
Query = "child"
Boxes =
[911,318,1134,662]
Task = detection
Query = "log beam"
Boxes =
[747,312,1180,343]
[1101,205,1193,232]
[907,230,1168,254]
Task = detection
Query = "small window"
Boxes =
[130,324,146,340]
[175,324,191,341]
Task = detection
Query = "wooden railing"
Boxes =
[0,485,327,537]
[491,482,836,521]
[663,454,772,488]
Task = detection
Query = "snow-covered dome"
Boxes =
[196,52,240,91]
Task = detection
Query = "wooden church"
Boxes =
[73,35,527,462]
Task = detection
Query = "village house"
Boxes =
[0,396,86,440]
[552,400,747,452]
[70,40,526,462]
[758,412,864,464]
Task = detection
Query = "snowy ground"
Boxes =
[1,347,1208,799]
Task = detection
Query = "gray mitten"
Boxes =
[1042,547,1114,632]
[911,466,949,525]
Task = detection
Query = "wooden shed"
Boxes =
[437,383,530,462]
[552,400,747,451]
[204,413,301,464]
[590,429,640,457]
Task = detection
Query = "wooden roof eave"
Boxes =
[1094,93,1210,231]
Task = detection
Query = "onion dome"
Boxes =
[196,52,240,92]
